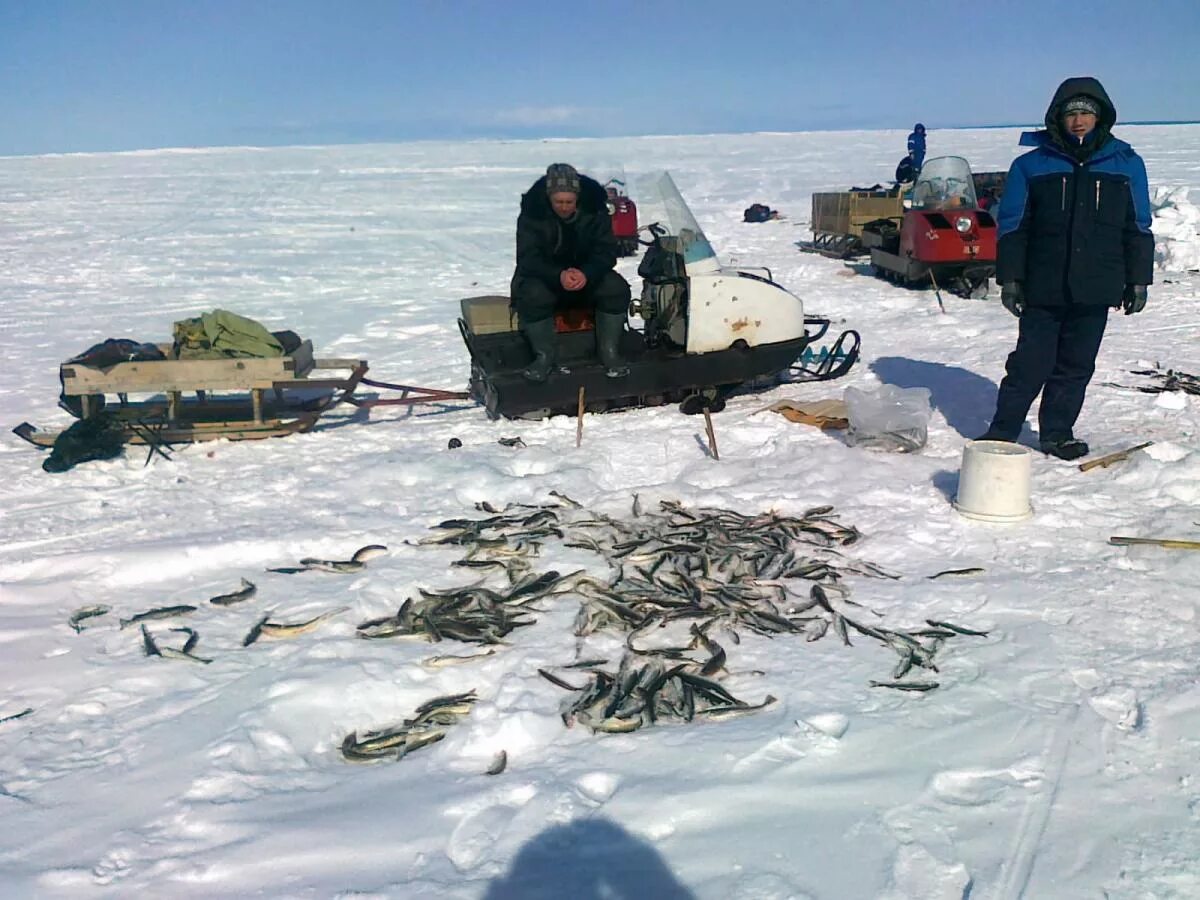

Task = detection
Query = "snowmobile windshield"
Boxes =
[604,177,628,198]
[640,172,720,272]
[911,156,978,211]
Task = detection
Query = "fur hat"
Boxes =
[544,163,581,196]
[1062,95,1100,117]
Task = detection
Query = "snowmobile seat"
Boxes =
[460,295,518,335]
[460,294,594,336]
[553,305,596,334]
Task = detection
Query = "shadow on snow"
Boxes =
[870,355,1002,440]
[483,816,695,900]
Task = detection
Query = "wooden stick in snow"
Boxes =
[1078,441,1153,472]
[575,386,585,448]
[1109,536,1200,551]
[703,406,720,460]
[927,267,947,314]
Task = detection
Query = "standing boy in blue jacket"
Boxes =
[979,77,1154,460]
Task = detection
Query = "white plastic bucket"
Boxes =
[953,440,1033,522]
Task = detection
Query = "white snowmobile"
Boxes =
[458,172,859,419]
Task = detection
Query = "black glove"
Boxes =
[1000,282,1025,318]
[1122,284,1148,315]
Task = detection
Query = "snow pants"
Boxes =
[511,271,631,325]
[987,304,1109,442]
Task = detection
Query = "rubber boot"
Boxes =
[1040,435,1089,460]
[596,312,630,378]
[520,317,564,383]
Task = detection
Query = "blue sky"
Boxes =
[2,0,1199,156]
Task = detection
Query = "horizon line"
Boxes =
[4,120,1198,162]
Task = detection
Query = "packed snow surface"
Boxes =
[1,125,1199,899]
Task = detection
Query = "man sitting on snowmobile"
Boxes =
[511,163,631,382]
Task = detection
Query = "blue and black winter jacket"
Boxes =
[907,126,926,169]
[995,77,1154,308]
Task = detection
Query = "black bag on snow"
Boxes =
[43,412,127,473]
[743,203,774,223]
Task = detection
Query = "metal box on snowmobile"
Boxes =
[458,172,859,420]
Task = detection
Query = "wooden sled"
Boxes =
[14,340,369,448]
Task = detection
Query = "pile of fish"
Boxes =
[544,648,775,734]
[403,493,989,724]
[341,691,478,763]
[62,498,991,752]
[355,570,575,644]
[1110,365,1200,396]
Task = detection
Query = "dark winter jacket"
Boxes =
[907,127,926,169]
[996,77,1154,308]
[514,173,618,291]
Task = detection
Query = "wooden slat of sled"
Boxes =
[60,341,316,394]
[59,355,364,417]
[125,417,322,443]
[88,395,329,422]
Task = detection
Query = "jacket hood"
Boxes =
[519,173,608,219]
[1044,76,1116,156]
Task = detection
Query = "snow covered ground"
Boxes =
[1,125,1199,899]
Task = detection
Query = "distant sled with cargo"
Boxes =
[459,171,861,419]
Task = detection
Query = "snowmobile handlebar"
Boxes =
[637,221,668,247]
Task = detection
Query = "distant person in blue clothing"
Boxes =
[907,123,926,170]
[979,77,1154,460]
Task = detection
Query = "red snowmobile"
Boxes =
[605,179,639,257]
[861,156,997,296]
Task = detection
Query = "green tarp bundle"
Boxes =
[173,309,284,360]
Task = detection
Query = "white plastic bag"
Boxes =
[844,385,932,452]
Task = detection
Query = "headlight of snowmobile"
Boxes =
[955,216,973,234]
[607,202,616,216]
